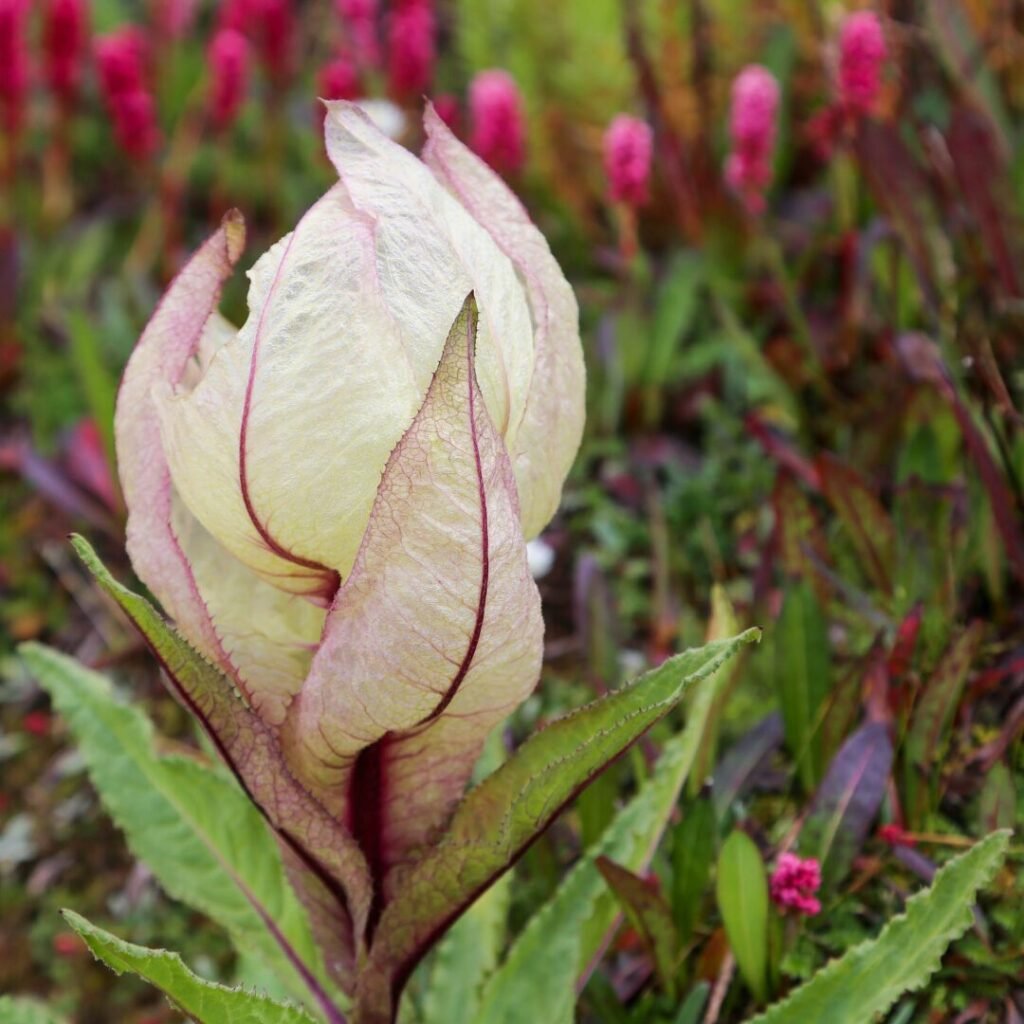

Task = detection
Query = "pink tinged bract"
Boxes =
[115,214,325,727]
[423,103,586,542]
[284,295,544,889]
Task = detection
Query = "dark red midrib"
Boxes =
[350,312,490,940]
[236,229,339,593]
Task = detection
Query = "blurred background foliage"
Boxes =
[1,0,1022,1021]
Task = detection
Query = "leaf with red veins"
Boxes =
[155,185,425,601]
[422,104,586,541]
[356,629,760,1021]
[114,212,246,676]
[284,294,544,898]
[71,536,372,994]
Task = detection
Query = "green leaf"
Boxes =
[468,627,756,1024]
[716,831,769,1003]
[421,876,511,1024]
[904,623,984,827]
[748,831,1010,1024]
[671,792,716,945]
[595,857,680,997]
[818,454,897,596]
[63,911,319,1024]
[672,983,710,1024]
[66,534,370,989]
[774,583,830,791]
[18,642,327,1007]
[0,997,69,1024]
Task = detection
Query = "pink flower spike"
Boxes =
[319,54,362,102]
[603,114,653,208]
[208,28,249,130]
[95,26,148,97]
[154,0,200,39]
[469,69,526,175]
[770,853,822,916]
[336,0,379,68]
[0,0,30,136]
[387,0,435,97]
[250,0,296,86]
[43,0,89,108]
[838,11,886,116]
[111,88,161,159]
[724,63,779,214]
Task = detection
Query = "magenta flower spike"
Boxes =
[318,53,362,102]
[207,27,250,131]
[154,0,200,39]
[724,63,780,215]
[387,0,434,97]
[469,69,526,175]
[336,0,380,68]
[95,27,161,160]
[770,852,823,916]
[0,0,29,138]
[838,10,886,116]
[43,0,89,109]
[603,114,654,208]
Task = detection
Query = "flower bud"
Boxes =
[116,104,584,885]
[387,0,434,97]
[43,0,89,108]
[724,63,779,214]
[0,0,29,136]
[838,10,886,116]
[603,114,653,207]
[207,28,249,130]
[469,69,526,174]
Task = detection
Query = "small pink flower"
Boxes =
[838,11,886,116]
[603,114,653,207]
[208,28,249,130]
[469,69,526,174]
[724,64,779,214]
[387,0,434,97]
[318,54,362,101]
[336,0,379,68]
[43,0,89,108]
[769,853,822,916]
[0,0,30,135]
[432,92,461,134]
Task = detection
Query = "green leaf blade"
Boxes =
[370,629,759,1000]
[18,642,328,1008]
[716,830,769,1003]
[64,912,320,1024]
